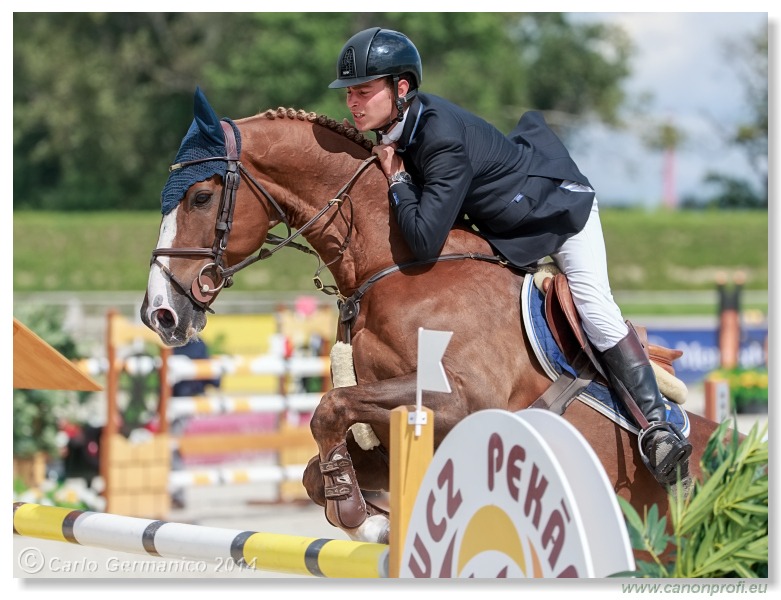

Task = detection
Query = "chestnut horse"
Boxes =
[140,99,719,546]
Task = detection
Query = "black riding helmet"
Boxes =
[329,27,422,133]
[329,27,422,90]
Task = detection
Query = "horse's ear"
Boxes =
[193,86,225,147]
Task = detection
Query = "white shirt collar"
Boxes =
[381,107,409,145]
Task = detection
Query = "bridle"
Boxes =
[150,120,377,313]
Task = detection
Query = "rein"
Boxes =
[151,121,376,311]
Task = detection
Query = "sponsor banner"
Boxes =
[646,326,768,384]
[400,409,633,579]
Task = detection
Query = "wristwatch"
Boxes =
[388,171,412,186]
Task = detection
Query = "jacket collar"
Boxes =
[380,108,408,144]
[395,95,424,153]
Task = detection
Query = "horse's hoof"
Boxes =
[321,443,368,530]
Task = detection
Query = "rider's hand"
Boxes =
[372,143,403,180]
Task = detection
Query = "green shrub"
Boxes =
[619,419,768,578]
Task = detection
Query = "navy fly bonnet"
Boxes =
[161,87,242,215]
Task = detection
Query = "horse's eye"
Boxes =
[192,191,212,207]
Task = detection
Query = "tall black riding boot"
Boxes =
[601,329,692,486]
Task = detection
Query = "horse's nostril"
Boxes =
[155,309,176,330]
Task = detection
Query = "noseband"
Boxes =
[151,121,377,312]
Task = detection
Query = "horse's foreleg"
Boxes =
[307,373,415,542]
[312,371,473,449]
[307,371,470,543]
[302,431,390,506]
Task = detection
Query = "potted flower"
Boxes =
[731,368,769,414]
[709,367,768,414]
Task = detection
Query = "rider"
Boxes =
[328,26,692,487]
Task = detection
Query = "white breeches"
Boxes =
[550,194,628,352]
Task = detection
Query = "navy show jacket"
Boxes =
[388,93,596,268]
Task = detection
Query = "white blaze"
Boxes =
[145,208,179,326]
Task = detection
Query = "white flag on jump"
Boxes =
[417,328,452,393]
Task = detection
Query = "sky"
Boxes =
[566,11,768,209]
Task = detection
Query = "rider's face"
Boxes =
[345,78,396,132]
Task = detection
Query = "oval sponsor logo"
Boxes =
[400,409,634,578]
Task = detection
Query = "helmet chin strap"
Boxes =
[372,75,416,138]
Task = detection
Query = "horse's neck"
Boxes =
[247,116,404,293]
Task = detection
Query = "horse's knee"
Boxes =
[310,389,351,440]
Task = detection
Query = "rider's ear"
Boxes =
[397,78,410,99]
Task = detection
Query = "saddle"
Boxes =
[532,270,686,417]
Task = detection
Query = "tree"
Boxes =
[681,22,768,210]
[680,173,764,210]
[724,22,768,206]
[13,13,229,210]
[13,12,634,211]
[511,13,632,133]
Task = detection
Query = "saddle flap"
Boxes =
[544,274,684,382]
[544,273,592,366]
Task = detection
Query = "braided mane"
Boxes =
[261,107,375,151]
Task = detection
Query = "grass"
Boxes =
[12,211,321,294]
[13,209,768,314]
[599,210,768,292]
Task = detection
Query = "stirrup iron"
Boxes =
[638,422,692,485]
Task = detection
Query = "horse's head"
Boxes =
[142,89,409,347]
[140,88,269,346]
